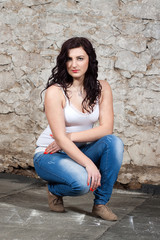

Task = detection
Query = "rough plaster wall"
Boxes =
[0,0,160,186]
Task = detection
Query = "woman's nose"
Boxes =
[72,59,77,68]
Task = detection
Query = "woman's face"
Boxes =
[66,47,89,81]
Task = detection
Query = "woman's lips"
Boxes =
[72,70,79,73]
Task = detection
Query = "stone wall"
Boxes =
[0,0,160,187]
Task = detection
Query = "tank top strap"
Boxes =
[57,85,69,103]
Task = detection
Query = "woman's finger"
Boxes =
[46,142,60,152]
[91,173,101,191]
[47,144,61,153]
[91,176,96,190]
[87,174,91,188]
[98,175,101,187]
[46,145,54,153]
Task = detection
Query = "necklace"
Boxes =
[77,89,83,97]
[72,86,84,97]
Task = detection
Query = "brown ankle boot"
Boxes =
[92,204,117,221]
[47,190,65,213]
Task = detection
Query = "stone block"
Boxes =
[115,51,147,72]
[117,36,146,53]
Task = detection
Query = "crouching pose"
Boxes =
[33,37,124,221]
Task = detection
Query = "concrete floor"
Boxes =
[0,173,159,240]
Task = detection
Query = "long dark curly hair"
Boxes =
[44,37,102,113]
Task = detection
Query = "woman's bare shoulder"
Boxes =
[99,80,112,92]
[45,85,65,107]
[45,85,64,98]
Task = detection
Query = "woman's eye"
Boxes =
[78,57,84,60]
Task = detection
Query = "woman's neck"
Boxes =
[72,76,84,88]
[68,79,85,98]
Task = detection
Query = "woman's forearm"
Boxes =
[69,125,113,143]
[55,135,94,167]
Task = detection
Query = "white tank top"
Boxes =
[35,88,99,152]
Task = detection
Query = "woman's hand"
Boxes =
[45,141,61,154]
[85,162,101,191]
[45,133,71,154]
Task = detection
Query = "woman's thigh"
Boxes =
[33,152,88,187]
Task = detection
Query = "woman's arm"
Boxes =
[68,80,114,142]
[44,85,101,190]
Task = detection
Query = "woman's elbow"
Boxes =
[101,124,113,136]
[54,134,68,146]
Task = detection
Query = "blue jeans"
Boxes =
[33,135,124,205]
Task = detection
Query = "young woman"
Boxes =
[33,37,124,221]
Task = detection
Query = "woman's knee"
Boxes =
[111,135,124,151]
[71,180,90,195]
[101,135,123,150]
[111,135,124,166]
[100,135,124,165]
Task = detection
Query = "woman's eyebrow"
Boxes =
[76,55,85,58]
[68,55,85,58]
